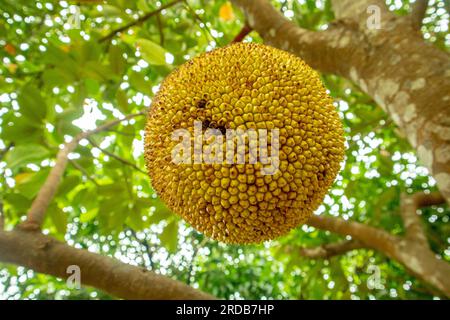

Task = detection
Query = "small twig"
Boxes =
[20,112,145,230]
[87,138,147,175]
[279,0,288,13]
[99,0,184,43]
[410,0,429,30]
[69,159,99,186]
[0,201,4,230]
[231,23,253,43]
[156,13,164,46]
[186,238,208,285]
[106,128,136,137]
[183,1,215,42]
[129,228,155,270]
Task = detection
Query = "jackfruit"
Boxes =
[144,43,344,244]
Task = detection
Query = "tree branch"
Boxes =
[413,191,446,207]
[400,192,445,245]
[231,23,252,43]
[330,0,391,21]
[186,238,208,285]
[87,138,147,175]
[22,112,145,230]
[307,193,450,297]
[156,13,164,46]
[307,215,399,257]
[69,159,99,186]
[183,1,214,42]
[410,0,429,30]
[297,240,365,259]
[99,0,184,43]
[129,228,156,270]
[0,201,4,230]
[0,228,213,300]
[230,0,360,76]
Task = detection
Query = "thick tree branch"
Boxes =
[307,202,450,297]
[230,0,360,76]
[414,191,446,207]
[330,0,392,21]
[297,240,365,259]
[307,215,398,257]
[400,192,445,244]
[0,229,213,300]
[22,112,145,230]
[99,0,184,42]
[410,0,429,30]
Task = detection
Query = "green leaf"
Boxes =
[129,71,152,96]
[4,192,32,218]
[85,78,100,95]
[56,175,81,197]
[47,204,67,236]
[116,89,130,113]
[80,208,99,223]
[42,68,76,88]
[109,44,126,75]
[109,206,128,230]
[160,221,178,253]
[136,39,167,65]
[15,169,50,199]
[2,115,44,143]
[137,0,150,11]
[17,84,47,121]
[126,207,144,231]
[82,62,111,81]
[148,199,172,224]
[6,144,50,169]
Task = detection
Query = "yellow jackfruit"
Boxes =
[145,43,344,244]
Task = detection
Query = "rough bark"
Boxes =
[393,238,450,298]
[231,0,450,206]
[400,191,444,245]
[0,229,214,300]
[307,215,398,256]
[297,240,364,259]
[410,0,429,30]
[306,191,450,297]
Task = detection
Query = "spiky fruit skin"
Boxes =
[145,43,344,244]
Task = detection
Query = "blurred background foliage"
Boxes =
[0,0,449,300]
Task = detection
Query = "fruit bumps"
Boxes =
[145,43,345,244]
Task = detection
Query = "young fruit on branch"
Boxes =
[145,43,344,244]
